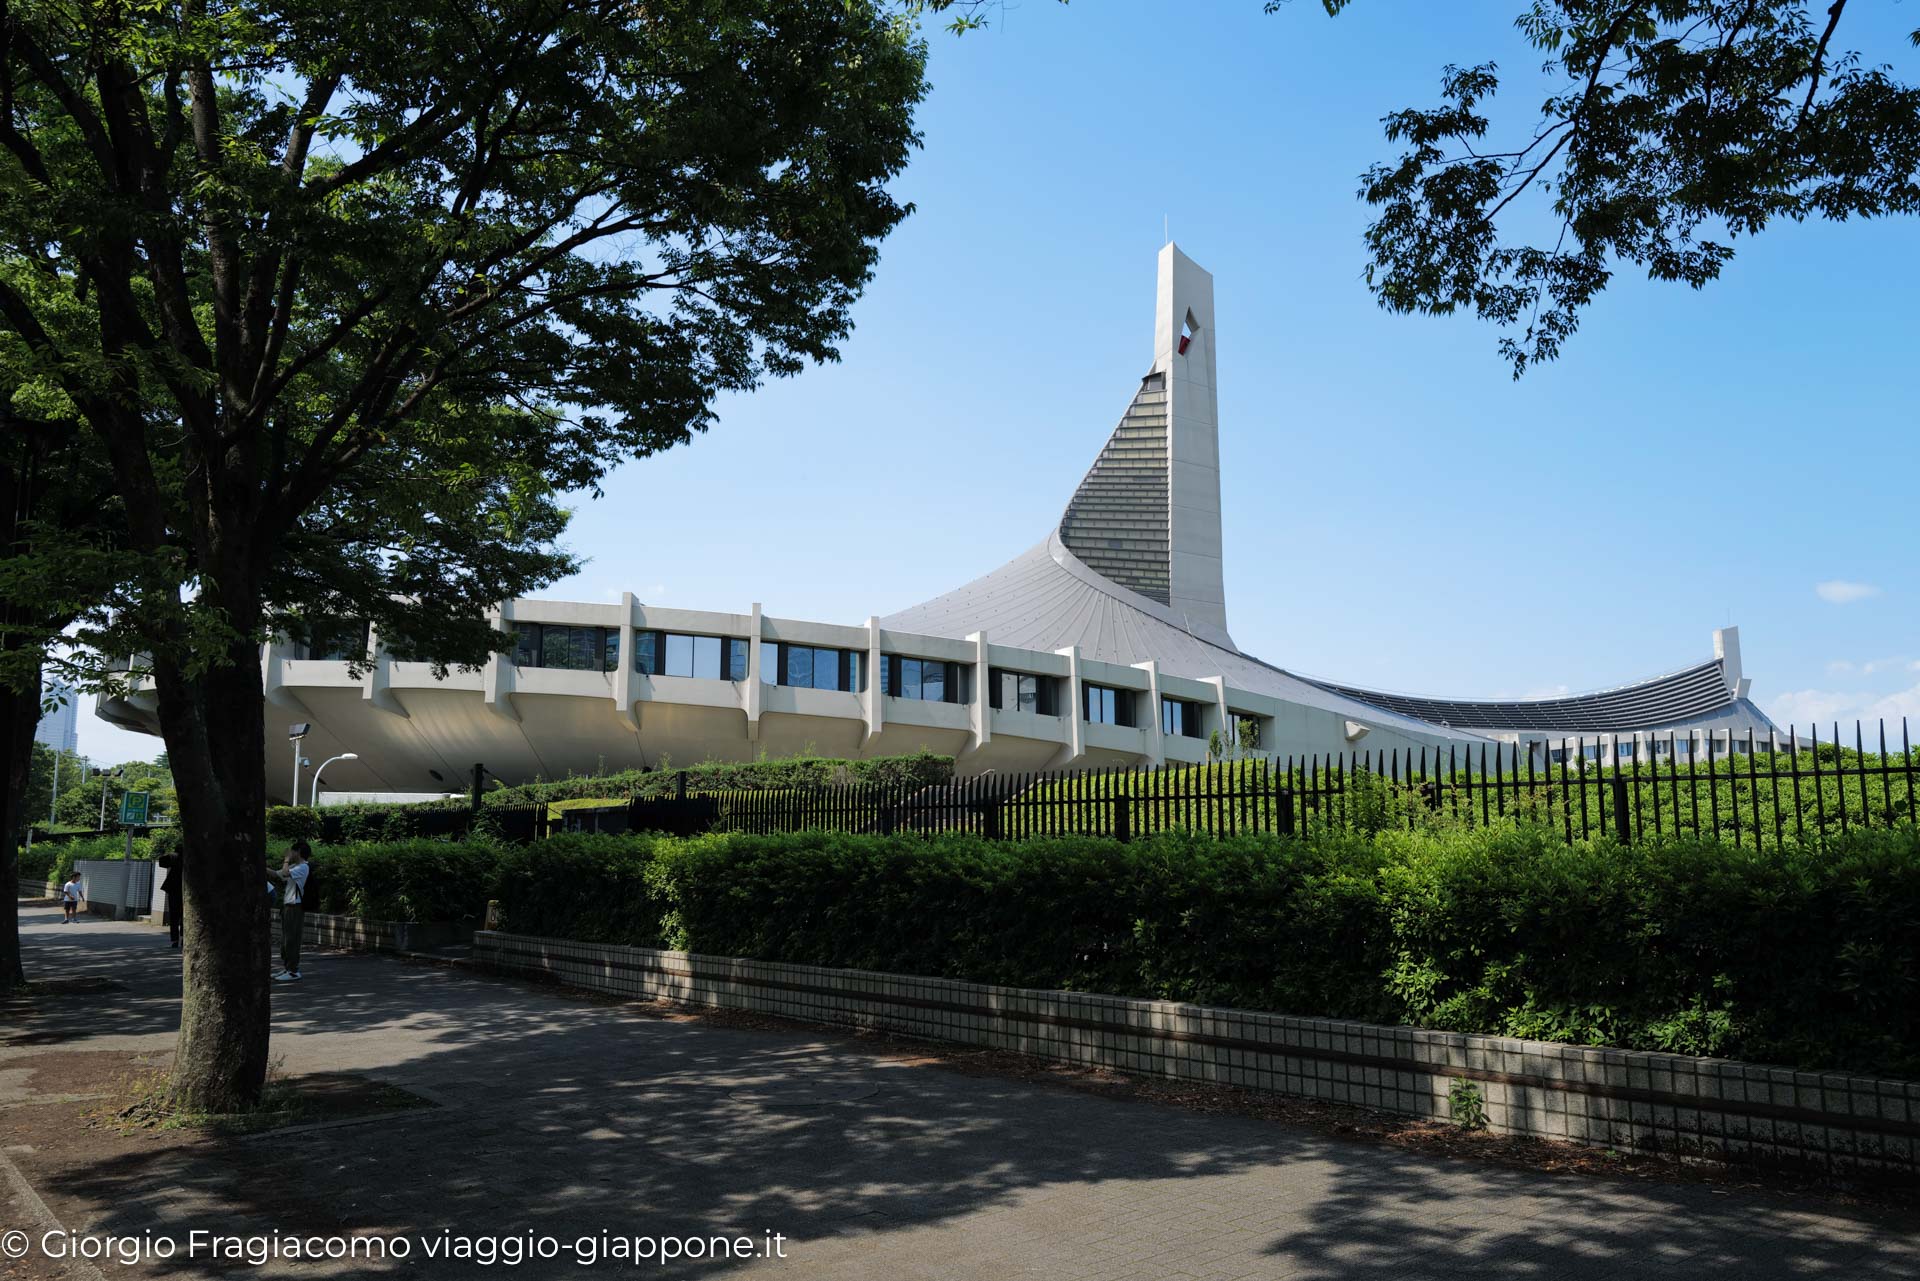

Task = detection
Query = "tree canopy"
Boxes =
[3,0,927,681]
[0,0,928,1103]
[1299,1,1920,373]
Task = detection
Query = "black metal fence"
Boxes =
[656,719,1917,851]
[272,718,1919,852]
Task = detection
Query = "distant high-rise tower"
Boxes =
[34,679,80,755]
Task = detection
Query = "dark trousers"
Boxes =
[165,892,182,948]
[280,904,304,973]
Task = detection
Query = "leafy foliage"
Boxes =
[259,751,957,843]
[0,0,929,1103]
[465,822,1920,1076]
[27,747,175,832]
[1310,1,1920,373]
[485,751,956,806]
[298,839,500,924]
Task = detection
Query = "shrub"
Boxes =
[260,820,1920,1078]
[512,823,1920,1077]
[267,806,322,840]
[492,835,670,946]
[38,833,153,884]
[301,839,502,923]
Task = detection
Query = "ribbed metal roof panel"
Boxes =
[1303,662,1742,733]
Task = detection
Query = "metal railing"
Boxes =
[671,719,1919,850]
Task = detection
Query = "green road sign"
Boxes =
[119,791,151,826]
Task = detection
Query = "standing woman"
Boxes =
[155,849,183,949]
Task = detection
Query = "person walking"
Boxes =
[270,842,311,981]
[60,872,83,923]
[156,850,183,948]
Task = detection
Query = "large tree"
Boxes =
[1,0,925,1107]
[0,396,122,992]
[1288,1,1920,372]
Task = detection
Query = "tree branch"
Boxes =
[1799,0,1850,124]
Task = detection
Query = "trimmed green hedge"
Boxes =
[484,824,1920,1078]
[299,839,500,924]
[239,822,1920,1078]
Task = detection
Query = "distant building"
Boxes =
[99,245,1780,801]
[35,679,79,756]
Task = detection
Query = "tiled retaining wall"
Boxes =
[270,910,469,954]
[474,930,1920,1175]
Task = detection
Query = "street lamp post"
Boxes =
[310,753,359,808]
[288,723,311,805]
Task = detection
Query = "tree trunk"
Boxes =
[156,641,272,1111]
[0,662,39,992]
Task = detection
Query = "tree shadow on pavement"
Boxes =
[9,900,1920,1280]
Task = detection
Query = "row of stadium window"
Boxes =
[298,619,1219,740]
[505,622,1204,734]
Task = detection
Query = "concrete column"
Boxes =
[966,631,991,758]
[1054,646,1085,768]
[482,603,519,722]
[362,623,407,718]
[745,602,764,742]
[614,592,639,731]
[261,635,313,719]
[1204,676,1230,751]
[1133,659,1164,765]
[864,616,884,743]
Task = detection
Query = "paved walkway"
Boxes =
[3,900,1918,1279]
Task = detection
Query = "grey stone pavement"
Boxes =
[4,899,1919,1280]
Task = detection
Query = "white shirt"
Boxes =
[62,880,81,902]
[285,861,309,906]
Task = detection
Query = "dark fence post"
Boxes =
[1611,775,1631,845]
[1277,787,1295,837]
[879,802,895,836]
[675,770,687,802]
[1113,793,1131,843]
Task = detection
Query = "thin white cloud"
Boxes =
[1769,683,1920,732]
[1826,656,1911,676]
[1865,684,1920,725]
[1814,580,1881,604]
[1769,688,1866,728]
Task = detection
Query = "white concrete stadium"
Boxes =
[98,245,1781,802]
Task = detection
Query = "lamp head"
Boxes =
[288,722,310,740]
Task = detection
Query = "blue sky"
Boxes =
[71,0,1920,764]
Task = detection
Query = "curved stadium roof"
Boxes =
[1300,662,1742,735]
[885,243,1777,745]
